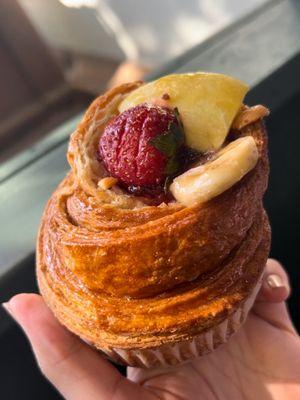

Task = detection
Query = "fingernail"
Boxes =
[267,274,284,289]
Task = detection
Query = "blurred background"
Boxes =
[0,0,266,162]
[1,0,299,399]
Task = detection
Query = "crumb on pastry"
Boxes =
[98,176,118,190]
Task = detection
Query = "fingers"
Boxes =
[253,259,298,336]
[256,258,290,303]
[2,294,146,400]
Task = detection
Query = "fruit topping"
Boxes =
[98,104,186,194]
[119,72,248,152]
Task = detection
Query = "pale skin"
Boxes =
[3,259,300,400]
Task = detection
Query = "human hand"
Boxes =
[3,259,300,400]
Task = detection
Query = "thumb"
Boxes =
[2,294,150,400]
[253,259,298,336]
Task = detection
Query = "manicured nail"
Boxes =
[267,274,284,289]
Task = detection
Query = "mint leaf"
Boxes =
[150,129,178,157]
[149,108,185,177]
[165,156,179,176]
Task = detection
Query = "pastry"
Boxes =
[37,73,271,368]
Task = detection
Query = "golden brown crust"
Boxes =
[36,82,271,353]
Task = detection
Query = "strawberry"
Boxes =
[99,104,185,194]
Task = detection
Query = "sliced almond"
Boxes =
[170,136,258,206]
[232,105,269,130]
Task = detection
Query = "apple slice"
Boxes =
[119,72,249,152]
[170,136,258,206]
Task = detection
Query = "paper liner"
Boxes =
[98,276,262,368]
